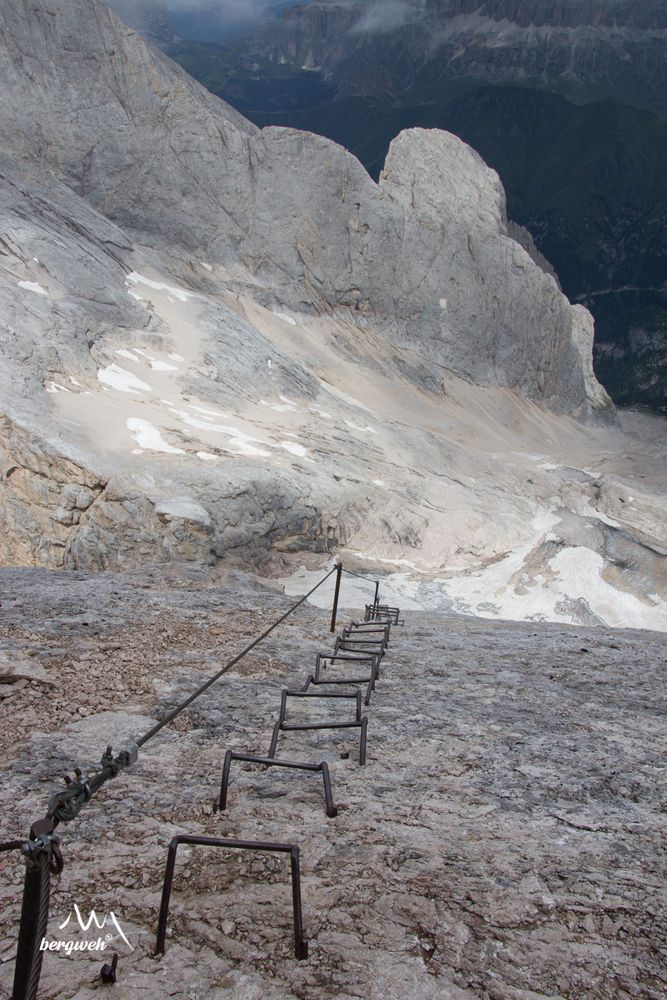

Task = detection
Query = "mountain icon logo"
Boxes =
[57,904,134,952]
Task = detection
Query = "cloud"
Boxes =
[350,0,419,34]
[166,0,280,39]
[167,0,273,26]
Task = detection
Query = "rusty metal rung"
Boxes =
[316,651,381,677]
[336,635,387,647]
[364,604,403,625]
[155,835,308,961]
[280,688,363,722]
[218,750,337,817]
[314,650,380,688]
[334,637,387,658]
[314,652,381,696]
[344,623,391,643]
[269,715,368,765]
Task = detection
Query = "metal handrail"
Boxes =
[138,564,340,748]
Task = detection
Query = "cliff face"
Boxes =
[249,0,667,109]
[2,0,665,633]
[427,0,666,30]
[0,0,599,409]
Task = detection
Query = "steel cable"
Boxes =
[136,564,339,748]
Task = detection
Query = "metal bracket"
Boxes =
[316,650,382,678]
[155,835,308,960]
[364,604,403,625]
[218,750,337,817]
[334,636,387,657]
[268,680,368,765]
[278,688,363,722]
[344,622,391,644]
[308,651,381,703]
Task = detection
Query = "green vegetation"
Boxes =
[168,41,335,111]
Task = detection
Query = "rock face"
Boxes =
[0,567,666,997]
[106,0,173,43]
[250,0,667,110]
[0,0,597,409]
[0,0,665,631]
[0,0,604,410]
[168,8,667,415]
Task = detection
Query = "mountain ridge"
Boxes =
[165,17,667,413]
[1,0,666,635]
[247,0,667,113]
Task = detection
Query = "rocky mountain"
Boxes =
[223,79,667,412]
[248,0,667,112]
[0,0,665,629]
[167,0,667,412]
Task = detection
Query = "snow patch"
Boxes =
[126,272,191,303]
[98,365,151,394]
[174,409,271,457]
[231,439,271,457]
[127,418,184,454]
[149,360,179,372]
[345,420,377,434]
[18,280,47,296]
[311,406,333,420]
[273,312,297,326]
[261,398,297,413]
[280,440,308,457]
[443,510,667,631]
[196,451,218,461]
[188,405,228,418]
[548,547,666,631]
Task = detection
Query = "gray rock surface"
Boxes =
[0,0,605,411]
[0,0,665,631]
[0,567,665,997]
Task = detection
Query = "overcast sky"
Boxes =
[168,0,283,23]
